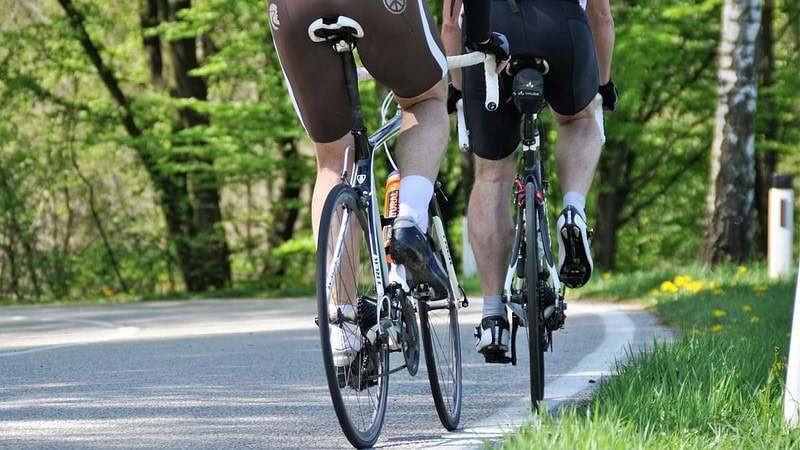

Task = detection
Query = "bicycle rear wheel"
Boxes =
[418,207,462,430]
[317,184,389,449]
[524,181,545,409]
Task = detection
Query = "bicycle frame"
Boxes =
[503,112,563,323]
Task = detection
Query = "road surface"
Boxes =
[0,297,672,448]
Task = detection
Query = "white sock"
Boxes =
[482,295,505,319]
[398,175,433,233]
[563,191,586,221]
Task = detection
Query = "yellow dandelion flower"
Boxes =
[737,266,747,275]
[775,362,786,371]
[728,281,738,287]
[603,272,612,281]
[674,275,692,286]
[713,288,724,295]
[208,285,217,292]
[713,310,727,317]
[742,305,752,313]
[649,289,660,297]
[660,281,679,293]
[750,316,760,323]
[685,281,705,293]
[712,415,719,421]
[102,288,115,297]
[754,285,768,293]
[711,324,723,332]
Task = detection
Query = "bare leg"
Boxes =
[468,154,517,297]
[311,134,355,242]
[552,103,603,199]
[393,79,449,184]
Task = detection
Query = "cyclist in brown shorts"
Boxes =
[269,1,508,355]
[443,0,617,362]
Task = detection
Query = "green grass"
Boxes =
[502,263,800,449]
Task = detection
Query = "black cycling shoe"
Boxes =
[557,206,594,288]
[474,315,512,364]
[390,216,449,299]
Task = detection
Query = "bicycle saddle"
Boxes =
[308,16,364,43]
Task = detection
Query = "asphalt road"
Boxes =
[0,297,672,449]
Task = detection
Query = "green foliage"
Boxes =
[2,1,800,301]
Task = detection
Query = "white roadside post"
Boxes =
[784,256,800,426]
[769,174,793,279]
[782,174,799,426]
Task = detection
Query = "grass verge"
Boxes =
[503,263,800,449]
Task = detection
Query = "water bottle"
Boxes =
[383,170,401,259]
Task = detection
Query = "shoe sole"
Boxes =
[559,223,592,288]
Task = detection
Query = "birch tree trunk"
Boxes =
[701,0,761,265]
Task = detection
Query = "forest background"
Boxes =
[0,0,797,303]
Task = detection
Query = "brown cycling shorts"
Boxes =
[269,0,447,143]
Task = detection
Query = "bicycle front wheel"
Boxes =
[418,204,462,430]
[524,181,545,409]
[317,184,389,449]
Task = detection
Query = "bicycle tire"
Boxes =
[317,184,389,449]
[524,181,545,409]
[418,203,462,430]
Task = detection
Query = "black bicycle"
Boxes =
[309,16,497,448]
[457,57,569,411]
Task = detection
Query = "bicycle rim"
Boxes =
[524,181,545,409]
[419,299,462,430]
[316,184,389,449]
[419,204,462,430]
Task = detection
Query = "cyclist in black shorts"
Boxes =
[269,0,508,363]
[443,0,618,362]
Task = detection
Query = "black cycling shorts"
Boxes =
[463,0,599,160]
[270,0,447,143]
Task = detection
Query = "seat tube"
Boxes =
[340,48,371,161]
[522,113,538,181]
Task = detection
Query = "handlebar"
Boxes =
[356,51,499,112]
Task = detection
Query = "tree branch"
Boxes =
[57,0,142,138]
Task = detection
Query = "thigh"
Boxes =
[356,0,447,99]
[462,69,521,160]
[270,0,447,143]
[269,0,351,143]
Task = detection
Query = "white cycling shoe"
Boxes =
[330,323,363,367]
[557,206,593,288]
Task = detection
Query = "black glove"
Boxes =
[465,32,510,62]
[447,83,462,115]
[599,80,618,111]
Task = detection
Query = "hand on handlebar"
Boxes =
[447,83,462,115]
[599,80,618,112]
[465,32,511,66]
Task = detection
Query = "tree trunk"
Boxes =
[753,0,778,258]
[61,0,232,292]
[593,139,631,271]
[163,0,231,291]
[701,0,761,265]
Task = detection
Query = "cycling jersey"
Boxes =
[462,0,599,160]
[270,0,447,143]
